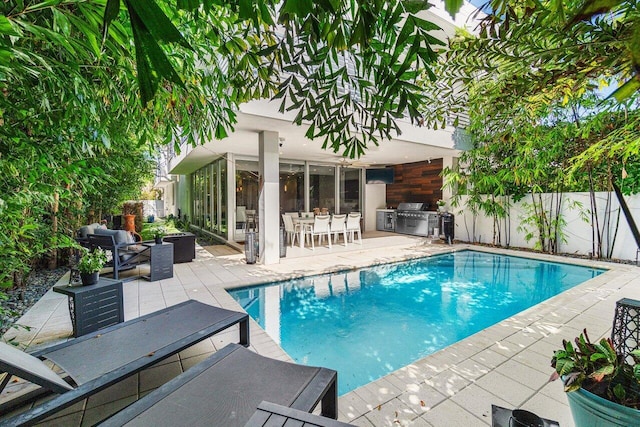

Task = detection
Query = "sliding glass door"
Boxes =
[339,167,362,214]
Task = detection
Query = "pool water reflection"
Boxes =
[229,250,604,395]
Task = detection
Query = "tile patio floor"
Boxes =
[2,232,637,426]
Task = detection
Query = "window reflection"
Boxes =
[191,159,226,236]
[219,161,227,234]
[339,167,361,213]
[191,158,363,242]
[235,160,259,240]
[280,162,304,213]
[309,164,335,213]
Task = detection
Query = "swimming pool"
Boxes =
[229,250,604,395]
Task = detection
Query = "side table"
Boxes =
[53,278,124,337]
[143,242,174,281]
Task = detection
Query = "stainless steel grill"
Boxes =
[395,202,438,237]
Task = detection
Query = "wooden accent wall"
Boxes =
[386,159,443,210]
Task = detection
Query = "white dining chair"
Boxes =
[305,215,332,250]
[284,212,299,218]
[346,212,362,245]
[330,214,347,246]
[282,214,300,247]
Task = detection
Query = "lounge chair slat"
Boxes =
[246,402,356,427]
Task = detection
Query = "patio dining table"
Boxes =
[293,216,347,249]
[292,217,315,248]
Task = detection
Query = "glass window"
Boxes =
[280,162,304,214]
[339,167,361,213]
[192,170,204,227]
[235,160,259,240]
[204,166,211,230]
[219,160,227,236]
[309,164,336,214]
[191,158,227,237]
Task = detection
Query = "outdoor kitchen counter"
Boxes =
[376,209,397,232]
[395,202,439,237]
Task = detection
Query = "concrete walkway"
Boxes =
[2,234,636,426]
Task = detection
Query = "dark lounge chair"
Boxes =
[0,300,249,426]
[98,343,338,427]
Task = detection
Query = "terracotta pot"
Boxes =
[123,214,136,232]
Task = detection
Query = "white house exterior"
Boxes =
[155,2,482,264]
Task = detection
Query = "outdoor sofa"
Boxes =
[0,300,249,426]
[75,223,150,281]
[86,230,149,280]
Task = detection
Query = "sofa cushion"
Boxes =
[94,228,133,246]
[78,223,106,238]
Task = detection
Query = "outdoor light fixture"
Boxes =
[612,298,640,362]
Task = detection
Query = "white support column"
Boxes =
[259,131,280,265]
[304,162,310,212]
[441,156,459,202]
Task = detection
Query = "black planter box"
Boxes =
[163,232,196,263]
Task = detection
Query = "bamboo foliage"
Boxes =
[432,0,640,255]
[0,0,470,294]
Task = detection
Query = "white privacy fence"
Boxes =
[141,200,165,220]
[453,192,640,261]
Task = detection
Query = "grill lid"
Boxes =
[397,202,425,211]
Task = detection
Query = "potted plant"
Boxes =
[550,329,640,426]
[77,248,107,285]
[436,199,446,212]
[152,225,166,244]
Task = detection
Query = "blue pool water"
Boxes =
[229,250,604,395]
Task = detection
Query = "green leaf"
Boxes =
[238,0,253,20]
[258,1,275,26]
[281,0,314,16]
[634,364,640,381]
[413,16,441,32]
[396,17,415,48]
[612,383,626,401]
[444,0,464,18]
[0,15,16,35]
[125,0,186,104]
[124,0,191,49]
[610,77,640,102]
[127,4,158,104]
[403,0,432,14]
[102,0,120,42]
[589,364,614,382]
[567,0,620,25]
[0,48,12,63]
[214,124,228,139]
[177,0,200,11]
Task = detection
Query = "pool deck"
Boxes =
[2,233,636,426]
